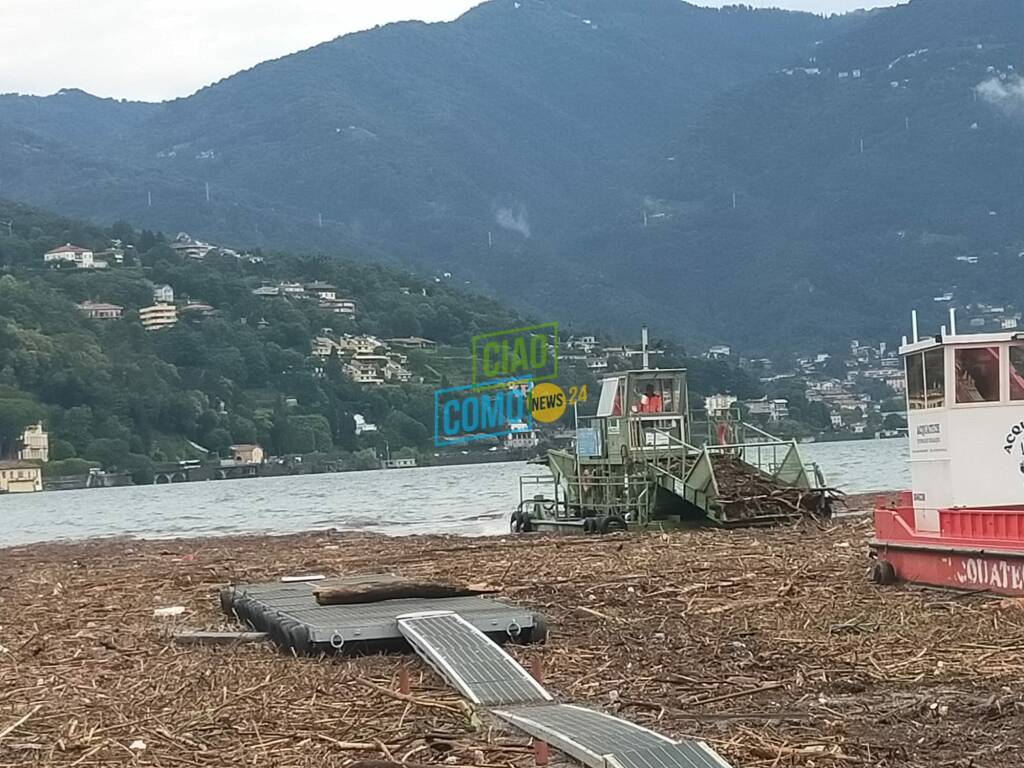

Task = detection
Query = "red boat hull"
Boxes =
[871,491,1024,596]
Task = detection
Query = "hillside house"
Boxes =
[745,397,790,422]
[170,233,214,260]
[506,421,539,450]
[337,335,381,355]
[252,285,280,297]
[345,355,388,385]
[705,394,738,416]
[305,282,337,301]
[319,297,356,315]
[706,345,732,360]
[353,414,377,435]
[0,461,42,493]
[139,303,178,331]
[230,444,264,464]
[153,284,174,304]
[78,301,124,320]
[387,337,437,350]
[179,301,215,318]
[44,243,94,268]
[19,423,49,463]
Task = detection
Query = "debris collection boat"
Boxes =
[871,310,1024,595]
[514,362,833,534]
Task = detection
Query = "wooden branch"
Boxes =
[313,578,497,605]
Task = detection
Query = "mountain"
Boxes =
[0,0,1021,352]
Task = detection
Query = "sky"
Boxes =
[0,0,901,102]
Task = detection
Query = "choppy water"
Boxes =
[0,439,909,547]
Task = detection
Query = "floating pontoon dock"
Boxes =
[221,575,544,654]
[222,576,734,767]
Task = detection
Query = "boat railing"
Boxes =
[519,473,646,517]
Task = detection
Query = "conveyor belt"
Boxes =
[397,611,552,706]
[493,704,732,768]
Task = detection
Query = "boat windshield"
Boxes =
[955,347,1000,403]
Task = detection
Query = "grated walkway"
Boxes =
[398,610,735,768]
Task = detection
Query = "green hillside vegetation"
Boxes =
[0,202,528,478]
[3,0,1020,352]
[0,0,838,349]
[0,201,769,479]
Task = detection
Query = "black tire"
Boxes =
[510,512,521,534]
[520,514,534,533]
[871,559,897,585]
[599,514,627,534]
[582,517,595,534]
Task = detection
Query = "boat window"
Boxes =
[631,379,671,414]
[1010,346,1024,400]
[955,347,1000,403]
[596,377,623,417]
[905,353,925,410]
[923,348,945,408]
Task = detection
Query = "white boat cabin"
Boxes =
[903,324,1024,525]
[579,369,689,460]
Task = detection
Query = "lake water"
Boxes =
[0,439,910,547]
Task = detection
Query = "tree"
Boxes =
[0,396,43,458]
[84,438,130,469]
[203,428,233,457]
[124,453,155,485]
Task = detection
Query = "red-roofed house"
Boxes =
[44,243,94,268]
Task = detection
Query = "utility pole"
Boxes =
[205,182,211,203]
[487,231,493,248]
[905,116,910,131]
[732,191,737,210]
[318,212,323,228]
[859,138,865,154]
[643,210,648,227]
[147,190,152,208]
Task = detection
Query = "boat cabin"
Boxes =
[577,368,689,461]
[902,327,1024,524]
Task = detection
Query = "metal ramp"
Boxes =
[397,611,551,706]
[493,704,731,768]
[397,612,734,768]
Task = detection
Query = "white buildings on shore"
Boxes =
[44,243,97,268]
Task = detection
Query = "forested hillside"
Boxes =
[0,200,765,479]
[0,201,526,478]
[1,0,1018,352]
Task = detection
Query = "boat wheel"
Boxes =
[599,514,627,534]
[870,559,897,585]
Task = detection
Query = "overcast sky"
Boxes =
[0,0,900,102]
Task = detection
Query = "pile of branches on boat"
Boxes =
[711,453,842,521]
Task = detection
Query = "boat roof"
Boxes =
[599,367,686,381]
[900,330,1024,356]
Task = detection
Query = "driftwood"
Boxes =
[313,577,497,605]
